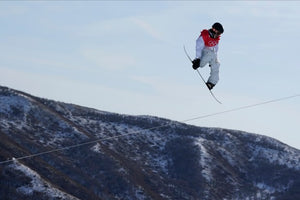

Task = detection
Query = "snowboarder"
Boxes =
[192,22,224,90]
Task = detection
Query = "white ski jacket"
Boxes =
[195,35,220,85]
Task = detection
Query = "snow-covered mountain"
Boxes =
[0,85,299,200]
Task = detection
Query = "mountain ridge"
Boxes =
[0,85,299,200]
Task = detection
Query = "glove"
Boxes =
[206,82,215,90]
[192,58,200,70]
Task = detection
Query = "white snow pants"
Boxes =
[199,48,220,85]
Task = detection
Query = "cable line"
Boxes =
[0,93,299,165]
[182,94,300,123]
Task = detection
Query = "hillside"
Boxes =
[0,86,299,200]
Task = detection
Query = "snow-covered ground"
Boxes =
[9,159,79,200]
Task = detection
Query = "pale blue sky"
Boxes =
[1,1,300,149]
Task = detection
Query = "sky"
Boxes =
[0,1,300,149]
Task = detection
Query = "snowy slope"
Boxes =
[0,86,299,200]
[9,158,79,200]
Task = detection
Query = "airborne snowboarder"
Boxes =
[192,22,224,90]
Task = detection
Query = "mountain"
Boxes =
[0,85,299,200]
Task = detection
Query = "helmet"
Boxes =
[212,22,224,34]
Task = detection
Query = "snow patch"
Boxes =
[195,138,212,181]
[9,159,79,200]
[91,143,103,153]
[250,145,300,170]
[0,96,31,114]
[256,182,276,193]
